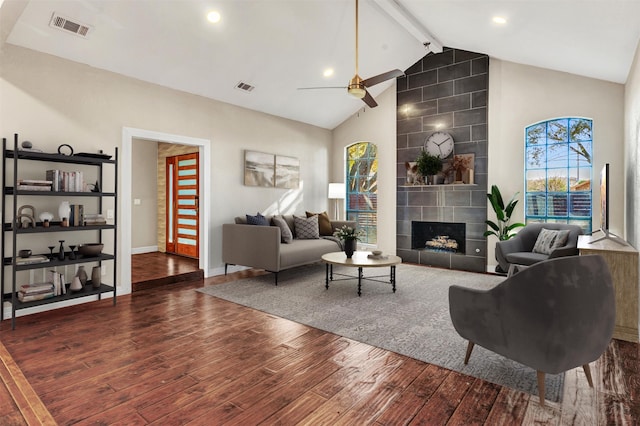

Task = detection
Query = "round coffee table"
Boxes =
[321,251,402,296]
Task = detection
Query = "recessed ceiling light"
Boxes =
[207,11,221,23]
[492,16,507,24]
[323,68,334,78]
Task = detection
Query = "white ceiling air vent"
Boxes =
[49,13,92,38]
[235,81,255,93]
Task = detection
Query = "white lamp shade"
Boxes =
[328,183,346,199]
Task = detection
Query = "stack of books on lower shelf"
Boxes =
[18,282,55,302]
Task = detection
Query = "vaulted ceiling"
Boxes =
[3,0,640,129]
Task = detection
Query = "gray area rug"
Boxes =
[198,263,563,402]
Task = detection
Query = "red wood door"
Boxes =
[166,153,199,258]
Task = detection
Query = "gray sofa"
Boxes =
[495,223,583,273]
[222,215,355,284]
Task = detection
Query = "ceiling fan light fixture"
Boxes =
[348,85,366,99]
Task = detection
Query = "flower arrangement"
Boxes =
[333,225,365,241]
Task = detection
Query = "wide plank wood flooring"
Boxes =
[1,267,639,425]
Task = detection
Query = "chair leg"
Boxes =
[537,371,546,406]
[583,363,594,387]
[464,342,475,364]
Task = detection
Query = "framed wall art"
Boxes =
[244,151,275,187]
[275,155,300,189]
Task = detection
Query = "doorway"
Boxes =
[166,152,199,258]
[122,127,211,296]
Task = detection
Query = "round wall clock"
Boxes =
[424,132,454,159]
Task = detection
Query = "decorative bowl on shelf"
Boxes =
[78,243,104,257]
[18,249,32,258]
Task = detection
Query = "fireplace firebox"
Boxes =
[411,221,466,254]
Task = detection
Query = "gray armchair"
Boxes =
[449,255,614,405]
[495,223,583,273]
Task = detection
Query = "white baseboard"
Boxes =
[131,246,159,254]
[209,264,250,277]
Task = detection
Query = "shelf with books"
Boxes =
[3,223,115,233]
[1,134,118,329]
[4,188,116,197]
[14,283,114,310]
[3,253,115,271]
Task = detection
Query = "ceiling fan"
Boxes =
[298,0,404,108]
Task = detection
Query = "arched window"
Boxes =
[525,118,593,233]
[346,142,377,244]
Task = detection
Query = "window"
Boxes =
[346,142,377,244]
[525,118,592,233]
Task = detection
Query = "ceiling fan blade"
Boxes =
[362,90,378,108]
[362,69,405,88]
[297,86,347,90]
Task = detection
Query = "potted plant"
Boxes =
[416,150,442,185]
[484,184,525,241]
[333,225,365,258]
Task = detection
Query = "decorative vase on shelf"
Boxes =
[91,266,101,289]
[58,201,70,222]
[76,266,88,286]
[58,240,65,261]
[70,276,83,292]
[344,238,356,259]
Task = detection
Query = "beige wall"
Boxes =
[488,60,625,268]
[0,44,332,285]
[331,84,397,254]
[131,139,158,251]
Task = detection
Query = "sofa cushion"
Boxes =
[306,211,332,236]
[272,216,293,244]
[246,212,269,226]
[294,215,320,239]
[532,228,570,255]
[278,238,342,269]
[282,215,296,238]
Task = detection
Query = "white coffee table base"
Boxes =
[321,251,402,296]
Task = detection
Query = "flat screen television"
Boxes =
[590,163,625,245]
[600,163,609,232]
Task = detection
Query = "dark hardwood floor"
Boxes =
[1,261,639,425]
[131,252,203,292]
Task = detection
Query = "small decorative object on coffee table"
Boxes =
[332,225,365,259]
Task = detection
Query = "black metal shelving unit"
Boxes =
[1,134,118,329]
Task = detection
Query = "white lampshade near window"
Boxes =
[328,183,346,220]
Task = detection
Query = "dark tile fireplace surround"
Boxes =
[397,48,488,272]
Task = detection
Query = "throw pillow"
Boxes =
[532,228,570,255]
[246,212,269,226]
[306,211,333,236]
[294,215,320,239]
[272,216,293,244]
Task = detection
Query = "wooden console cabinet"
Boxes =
[578,235,639,342]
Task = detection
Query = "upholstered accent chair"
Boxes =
[449,255,615,405]
[495,223,583,273]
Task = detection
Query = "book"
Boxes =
[20,282,55,294]
[16,184,52,191]
[18,179,53,185]
[15,255,50,265]
[18,291,54,302]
